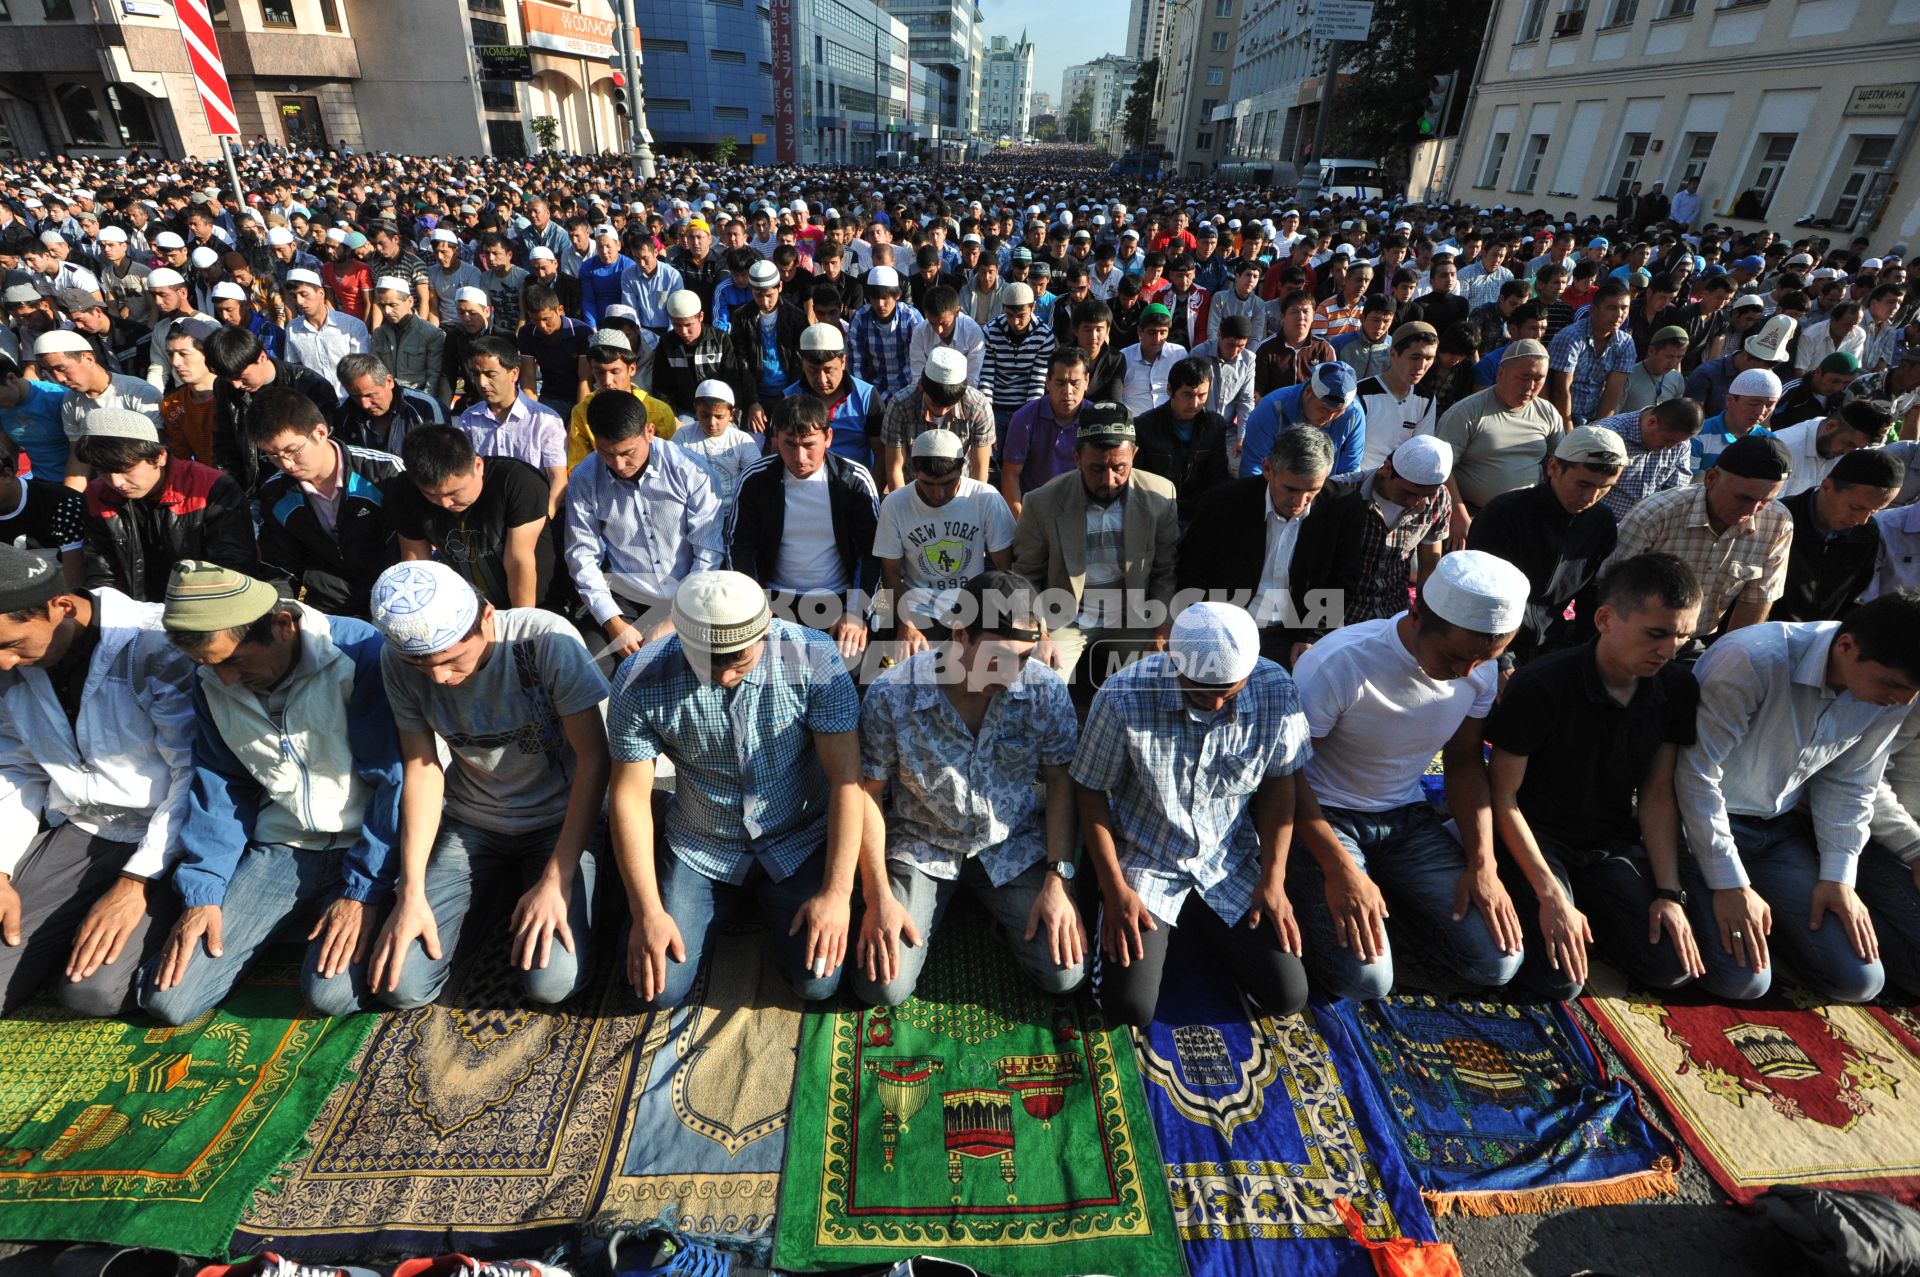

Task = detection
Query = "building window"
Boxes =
[105,85,162,147]
[54,83,106,144]
[1210,29,1230,50]
[487,119,527,157]
[1205,66,1224,85]
[1196,130,1213,150]
[42,0,73,18]
[1478,130,1511,187]
[261,0,296,26]
[1737,133,1795,216]
[480,79,517,112]
[1654,0,1695,13]
[1608,131,1649,198]
[1601,0,1636,24]
[1552,0,1586,36]
[1830,135,1893,226]
[1213,0,1232,14]
[469,0,505,12]
[318,0,340,30]
[715,106,748,121]
[472,17,508,44]
[0,1,12,20]
[711,48,746,62]
[1515,0,1546,38]
[1675,130,1715,184]
[646,37,687,52]
[651,98,692,112]
[1512,132,1550,193]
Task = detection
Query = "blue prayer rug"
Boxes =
[1325,993,1679,1215]
[1131,944,1436,1277]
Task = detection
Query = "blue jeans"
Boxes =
[392,816,603,1009]
[1502,841,1699,1000]
[137,843,373,1025]
[1682,813,1885,1003]
[1857,841,1920,999]
[640,844,843,1009]
[1289,802,1525,999]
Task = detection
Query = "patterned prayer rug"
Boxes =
[1132,942,1437,1277]
[233,944,648,1262]
[1585,973,1920,1205]
[1325,993,1679,1216]
[773,906,1184,1276]
[0,964,371,1258]
[587,927,803,1264]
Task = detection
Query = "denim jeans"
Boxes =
[1857,841,1920,999]
[1682,813,1885,1004]
[392,815,604,1009]
[1501,842,1699,1000]
[138,843,374,1025]
[1289,802,1525,999]
[852,856,1085,1007]
[641,844,843,1010]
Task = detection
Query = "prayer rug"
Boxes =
[773,906,1184,1276]
[1326,993,1679,1216]
[0,963,371,1258]
[1132,942,1437,1277]
[233,944,648,1262]
[588,927,803,1264]
[1584,973,1920,1205]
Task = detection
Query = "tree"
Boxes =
[1323,0,1491,178]
[529,115,560,155]
[1064,86,1094,146]
[1121,59,1159,161]
[712,134,739,165]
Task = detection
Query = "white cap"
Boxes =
[1391,434,1453,485]
[190,246,219,269]
[96,226,128,244]
[153,231,185,249]
[1001,282,1035,308]
[33,329,94,357]
[593,223,619,240]
[666,289,702,320]
[324,227,347,244]
[694,378,736,406]
[588,329,632,352]
[82,407,161,442]
[672,570,772,654]
[800,322,845,354]
[266,226,295,246]
[374,275,411,294]
[1744,314,1797,363]
[529,246,556,262]
[1422,550,1530,637]
[865,265,901,289]
[453,286,490,307]
[210,281,248,302]
[370,561,481,656]
[148,267,188,288]
[1167,602,1261,685]
[748,259,780,288]
[284,268,323,289]
[1728,367,1783,398]
[923,346,968,388]
[603,303,640,323]
[430,228,460,245]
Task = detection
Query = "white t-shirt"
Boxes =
[873,477,1017,625]
[673,427,761,505]
[772,466,847,595]
[1355,376,1438,470]
[1292,614,1497,812]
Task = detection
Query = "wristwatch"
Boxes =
[1654,887,1689,906]
[1049,860,1077,882]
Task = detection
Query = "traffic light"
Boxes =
[1418,73,1455,136]
[611,71,630,118]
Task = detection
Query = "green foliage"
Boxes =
[529,115,560,154]
[1324,0,1490,175]
[1063,86,1094,145]
[712,134,740,165]
[1121,58,1159,154]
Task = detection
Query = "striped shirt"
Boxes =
[980,316,1056,410]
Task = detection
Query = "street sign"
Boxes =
[175,0,240,137]
[476,45,534,80]
[1313,0,1374,42]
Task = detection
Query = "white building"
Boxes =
[980,31,1033,140]
[1126,0,1171,63]
[878,0,986,141]
[1063,54,1144,152]
[1454,0,1920,241]
[1158,0,1242,176]
[1217,0,1334,179]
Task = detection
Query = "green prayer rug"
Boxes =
[775,907,1186,1275]
[0,966,372,1258]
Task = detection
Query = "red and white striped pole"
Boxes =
[175,0,247,208]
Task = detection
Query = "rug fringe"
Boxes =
[1422,1168,1679,1217]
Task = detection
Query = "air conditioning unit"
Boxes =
[1553,9,1586,34]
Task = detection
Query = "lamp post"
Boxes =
[614,0,655,180]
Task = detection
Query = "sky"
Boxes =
[977,0,1120,110]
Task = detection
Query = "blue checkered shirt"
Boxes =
[1070,654,1313,927]
[861,650,1079,885]
[848,302,926,396]
[608,619,860,884]
[1548,315,1638,423]
[1594,410,1692,522]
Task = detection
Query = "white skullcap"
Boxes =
[799,322,845,354]
[865,265,901,289]
[429,228,460,245]
[266,226,295,246]
[33,330,93,357]
[96,226,128,243]
[603,303,640,323]
[37,230,65,246]
[1167,602,1261,686]
[374,275,411,294]
[210,281,248,302]
[694,378,735,406]
[588,329,631,352]
[283,267,323,289]
[1391,434,1453,485]
[1728,368,1783,398]
[528,246,556,262]
[153,231,185,249]
[1422,550,1530,636]
[924,347,968,388]
[189,246,219,269]
[671,570,770,654]
[82,407,161,442]
[324,227,347,244]
[148,267,188,288]
[370,561,480,656]
[453,286,490,307]
[666,290,702,320]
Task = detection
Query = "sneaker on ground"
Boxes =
[196,1255,386,1277]
[391,1259,571,1277]
[605,1227,731,1277]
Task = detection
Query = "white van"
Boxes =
[1315,158,1389,202]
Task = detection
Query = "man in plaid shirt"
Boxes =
[847,266,924,397]
[1546,281,1637,425]
[1595,400,1703,521]
[1333,435,1455,625]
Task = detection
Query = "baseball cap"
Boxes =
[1308,361,1356,409]
[1554,425,1628,467]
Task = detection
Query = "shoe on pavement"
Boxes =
[196,1255,386,1277]
[882,1261,980,1276]
[605,1227,731,1277]
[391,1260,572,1277]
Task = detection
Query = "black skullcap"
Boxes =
[0,545,62,613]
[1218,314,1253,339]
[1715,433,1793,482]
